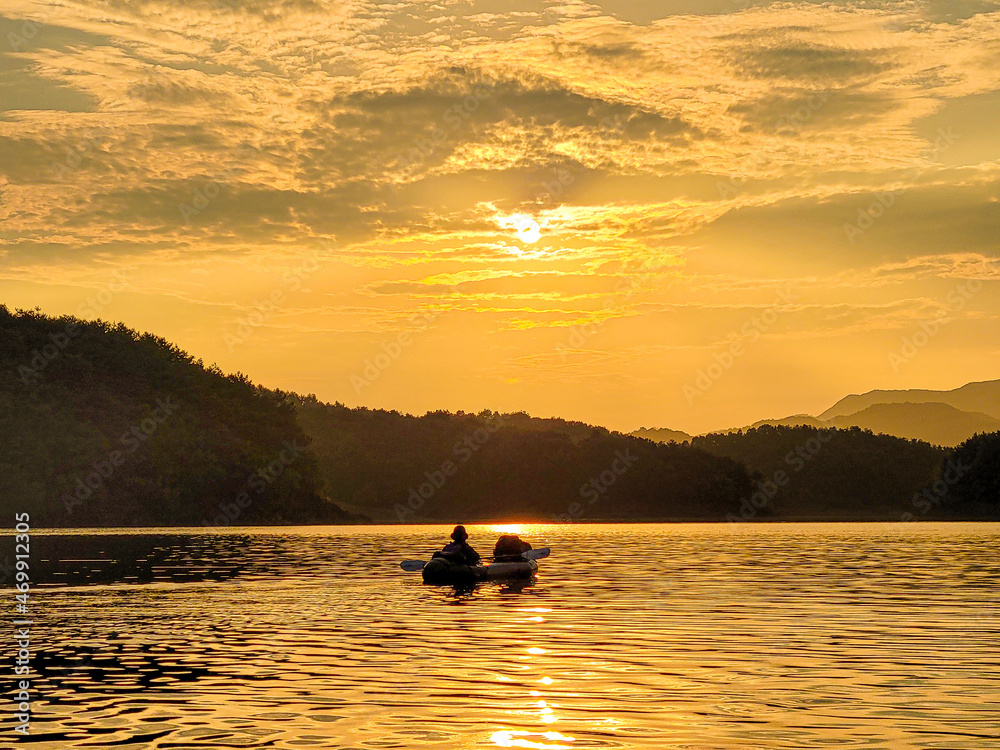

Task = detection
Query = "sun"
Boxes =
[496,213,541,243]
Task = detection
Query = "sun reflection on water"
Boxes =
[490,524,525,534]
[490,730,575,749]
[24,525,1000,750]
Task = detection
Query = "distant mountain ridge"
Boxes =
[633,378,1000,447]
[820,380,1000,421]
[631,427,693,443]
[826,402,1000,446]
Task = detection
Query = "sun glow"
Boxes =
[491,524,524,534]
[496,213,542,243]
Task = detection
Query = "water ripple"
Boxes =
[15,523,1000,749]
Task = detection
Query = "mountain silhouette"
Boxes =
[633,378,1000,447]
[826,402,1000,447]
[820,379,1000,421]
[630,427,693,443]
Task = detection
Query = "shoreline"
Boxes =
[23,517,1000,532]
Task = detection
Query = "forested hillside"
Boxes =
[941,431,1000,519]
[295,397,755,521]
[691,425,952,519]
[4,306,996,526]
[0,307,357,526]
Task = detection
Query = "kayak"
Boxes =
[422,557,538,586]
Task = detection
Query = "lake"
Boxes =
[16,523,1000,749]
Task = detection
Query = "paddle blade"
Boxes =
[400,560,426,572]
[523,547,550,561]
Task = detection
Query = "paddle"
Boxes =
[523,547,550,560]
[399,547,550,572]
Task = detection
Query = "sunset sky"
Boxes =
[1,0,998,434]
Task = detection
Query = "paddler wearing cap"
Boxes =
[433,525,481,566]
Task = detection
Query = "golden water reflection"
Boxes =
[490,524,525,534]
[490,730,576,749]
[20,523,1000,749]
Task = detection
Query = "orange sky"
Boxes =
[1,0,999,433]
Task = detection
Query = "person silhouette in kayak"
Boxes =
[436,525,481,566]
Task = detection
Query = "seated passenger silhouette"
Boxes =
[493,533,532,562]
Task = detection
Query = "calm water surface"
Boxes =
[19,523,1000,749]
